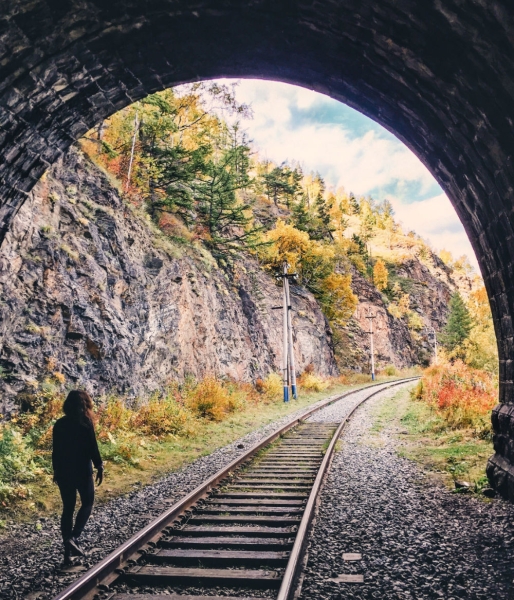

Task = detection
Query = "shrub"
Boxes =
[299,372,331,392]
[0,425,42,503]
[97,397,133,433]
[412,359,497,436]
[384,364,397,376]
[185,376,235,421]
[257,373,283,402]
[133,393,195,436]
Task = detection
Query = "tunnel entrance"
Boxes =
[1,0,513,498]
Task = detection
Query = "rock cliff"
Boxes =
[334,243,476,372]
[0,148,336,415]
[0,147,475,414]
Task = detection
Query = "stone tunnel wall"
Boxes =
[1,0,514,498]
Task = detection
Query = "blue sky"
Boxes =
[211,79,479,271]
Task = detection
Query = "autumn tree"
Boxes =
[464,287,498,373]
[373,259,388,291]
[260,221,357,326]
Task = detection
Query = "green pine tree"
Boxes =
[194,143,263,259]
[439,292,472,357]
[311,192,335,241]
[349,192,360,214]
[292,192,311,232]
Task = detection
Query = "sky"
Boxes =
[212,79,479,272]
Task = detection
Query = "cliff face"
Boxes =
[0,147,477,413]
[0,148,336,415]
[334,247,475,372]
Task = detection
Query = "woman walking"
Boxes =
[52,390,103,563]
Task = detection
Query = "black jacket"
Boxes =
[52,416,102,481]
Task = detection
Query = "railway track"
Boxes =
[54,378,418,600]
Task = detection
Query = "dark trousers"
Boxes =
[57,476,95,541]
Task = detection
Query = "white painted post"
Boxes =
[366,308,376,381]
[284,270,298,399]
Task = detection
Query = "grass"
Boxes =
[0,377,395,526]
[369,386,492,494]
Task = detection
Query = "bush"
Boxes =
[256,373,283,402]
[412,359,497,436]
[384,364,397,376]
[0,425,42,503]
[299,372,331,392]
[133,393,195,437]
[185,376,236,421]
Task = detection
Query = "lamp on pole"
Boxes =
[365,308,376,381]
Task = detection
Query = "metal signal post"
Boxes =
[274,263,298,402]
[365,308,376,381]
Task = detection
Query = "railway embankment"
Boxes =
[301,384,514,600]
[0,381,407,600]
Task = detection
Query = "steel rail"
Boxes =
[53,377,419,600]
[276,377,418,600]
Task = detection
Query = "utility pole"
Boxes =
[282,266,289,402]
[125,110,140,192]
[365,308,376,381]
[273,262,298,402]
[284,263,298,399]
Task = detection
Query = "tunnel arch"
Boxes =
[1,0,514,497]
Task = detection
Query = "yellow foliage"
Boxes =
[301,241,335,286]
[387,303,402,319]
[262,220,310,272]
[439,249,453,265]
[407,311,424,331]
[373,259,388,291]
[464,286,498,373]
[299,372,331,392]
[257,372,283,402]
[398,293,410,313]
[185,376,238,421]
[319,273,358,325]
[388,293,411,320]
[261,221,356,326]
[133,394,194,436]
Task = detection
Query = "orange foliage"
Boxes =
[415,359,497,432]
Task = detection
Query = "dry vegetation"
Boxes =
[0,370,407,523]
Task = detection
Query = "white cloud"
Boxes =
[214,79,479,271]
[390,193,480,271]
[234,80,435,196]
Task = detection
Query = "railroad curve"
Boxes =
[54,378,418,600]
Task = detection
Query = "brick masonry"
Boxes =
[1,0,514,497]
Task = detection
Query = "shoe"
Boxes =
[63,540,73,564]
[68,537,85,557]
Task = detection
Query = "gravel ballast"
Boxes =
[0,382,396,600]
[300,384,514,600]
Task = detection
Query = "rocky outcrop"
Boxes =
[335,250,474,372]
[0,148,336,415]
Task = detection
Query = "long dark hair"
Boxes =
[63,390,95,424]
